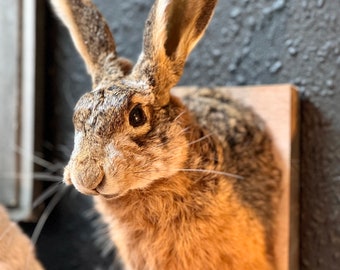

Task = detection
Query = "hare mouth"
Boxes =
[96,189,121,200]
[101,193,120,200]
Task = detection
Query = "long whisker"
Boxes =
[174,110,187,122]
[33,172,63,182]
[56,143,73,160]
[32,182,64,209]
[15,146,67,175]
[187,133,213,146]
[0,172,62,183]
[31,185,68,245]
[133,168,243,180]
[90,214,115,257]
[178,126,190,136]
[177,168,244,180]
[15,146,54,170]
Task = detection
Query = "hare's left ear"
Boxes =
[50,0,131,87]
[131,0,218,106]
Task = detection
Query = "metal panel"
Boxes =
[0,0,20,207]
[0,0,36,220]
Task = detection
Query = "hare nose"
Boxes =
[74,160,104,190]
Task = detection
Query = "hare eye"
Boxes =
[129,105,147,127]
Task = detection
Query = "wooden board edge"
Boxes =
[289,86,300,270]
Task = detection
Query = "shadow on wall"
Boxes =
[299,97,339,268]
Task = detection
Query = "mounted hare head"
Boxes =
[51,0,218,198]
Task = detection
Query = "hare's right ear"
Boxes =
[131,0,218,107]
[50,0,130,87]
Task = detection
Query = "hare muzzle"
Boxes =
[63,129,128,198]
[63,131,108,195]
[66,158,104,196]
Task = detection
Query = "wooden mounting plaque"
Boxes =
[172,84,300,270]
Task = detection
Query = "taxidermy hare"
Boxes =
[51,0,281,269]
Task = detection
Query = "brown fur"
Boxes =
[51,0,281,269]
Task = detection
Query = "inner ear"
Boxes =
[164,2,188,58]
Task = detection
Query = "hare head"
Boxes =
[51,0,218,198]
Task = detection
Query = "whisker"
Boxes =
[32,182,64,209]
[33,172,63,182]
[83,207,99,220]
[174,110,187,122]
[133,168,243,180]
[15,146,67,174]
[56,143,73,160]
[92,219,114,257]
[15,146,54,169]
[31,185,69,245]
[156,129,214,153]
[177,168,244,180]
[187,133,213,146]
[178,126,191,136]
[0,172,63,182]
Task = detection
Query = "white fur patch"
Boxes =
[154,0,171,52]
[72,131,84,157]
[155,0,171,21]
[105,143,120,160]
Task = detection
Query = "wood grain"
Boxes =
[172,84,300,270]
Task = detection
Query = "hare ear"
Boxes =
[131,0,217,106]
[50,0,130,87]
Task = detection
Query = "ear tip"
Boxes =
[50,0,130,85]
[132,0,219,106]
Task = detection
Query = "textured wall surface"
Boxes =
[44,0,340,269]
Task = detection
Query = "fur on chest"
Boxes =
[95,178,273,270]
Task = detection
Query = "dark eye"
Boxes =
[129,105,147,127]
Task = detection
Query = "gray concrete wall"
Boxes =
[46,0,340,269]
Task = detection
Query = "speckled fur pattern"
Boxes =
[51,0,281,269]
